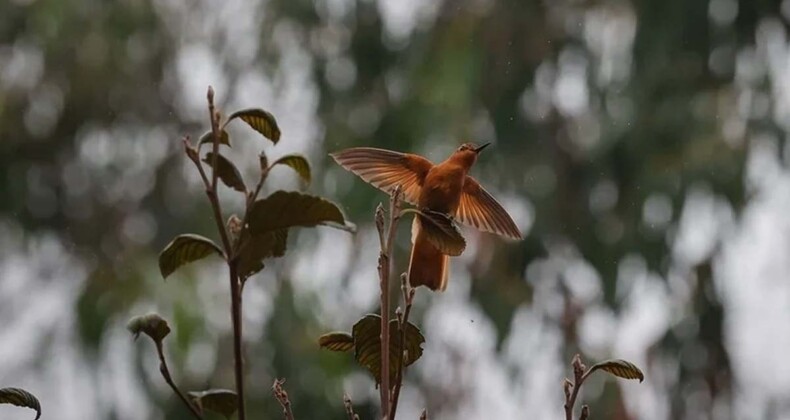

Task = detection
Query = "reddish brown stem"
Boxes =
[564,354,587,420]
[205,86,245,420]
[376,187,402,419]
[273,379,295,420]
[389,273,414,419]
[155,340,203,419]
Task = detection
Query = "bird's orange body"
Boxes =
[332,143,521,291]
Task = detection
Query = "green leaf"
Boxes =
[228,108,281,143]
[588,359,644,383]
[402,208,466,256]
[352,314,425,384]
[203,152,246,192]
[271,154,311,186]
[159,234,223,279]
[198,130,231,147]
[318,332,354,352]
[0,388,41,420]
[188,389,238,419]
[126,313,171,342]
[247,191,350,234]
[236,229,288,279]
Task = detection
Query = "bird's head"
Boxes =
[451,142,490,169]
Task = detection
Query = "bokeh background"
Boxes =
[2,0,790,418]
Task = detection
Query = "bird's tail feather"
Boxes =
[407,217,449,291]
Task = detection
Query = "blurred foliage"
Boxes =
[0,0,782,418]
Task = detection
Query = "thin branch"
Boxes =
[389,273,415,419]
[207,87,221,193]
[272,379,295,420]
[155,341,203,419]
[343,394,359,420]
[376,186,402,419]
[564,354,587,420]
[204,86,245,420]
[579,405,589,420]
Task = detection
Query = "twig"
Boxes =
[154,341,203,419]
[343,394,359,420]
[198,87,245,420]
[375,186,403,418]
[272,379,295,420]
[563,354,587,420]
[389,273,415,419]
[579,404,589,420]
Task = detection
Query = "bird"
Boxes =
[331,142,521,291]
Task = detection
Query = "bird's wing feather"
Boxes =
[330,147,432,205]
[456,176,522,240]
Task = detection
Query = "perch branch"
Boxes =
[389,273,415,419]
[375,186,403,419]
[273,379,295,420]
[154,341,203,419]
[564,354,587,420]
[343,394,359,420]
[203,86,245,420]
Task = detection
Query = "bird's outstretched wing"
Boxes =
[330,147,433,205]
[456,176,522,240]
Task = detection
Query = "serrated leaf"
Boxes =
[403,208,466,256]
[318,332,354,352]
[228,108,281,143]
[198,130,231,147]
[0,388,41,420]
[271,154,311,186]
[247,191,351,234]
[236,229,288,279]
[159,234,222,279]
[188,389,238,419]
[203,152,246,192]
[588,359,644,383]
[352,314,425,384]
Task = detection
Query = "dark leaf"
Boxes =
[588,359,644,383]
[402,208,466,256]
[0,388,41,420]
[236,229,288,279]
[188,389,238,419]
[203,152,246,192]
[271,154,311,185]
[159,234,222,279]
[247,191,350,234]
[318,332,354,352]
[126,313,171,342]
[198,130,231,147]
[228,108,281,143]
[352,314,425,384]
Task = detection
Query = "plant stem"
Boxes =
[389,273,414,419]
[376,186,402,419]
[155,341,203,419]
[272,379,295,420]
[204,86,245,420]
[564,354,586,420]
[579,404,590,420]
[229,263,246,420]
[343,394,359,420]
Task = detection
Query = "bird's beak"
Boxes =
[474,143,491,153]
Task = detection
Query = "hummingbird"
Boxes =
[331,142,521,291]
